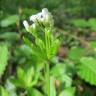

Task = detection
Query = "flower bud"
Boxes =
[30,15,38,22]
[42,8,49,16]
[32,23,36,29]
[23,20,29,31]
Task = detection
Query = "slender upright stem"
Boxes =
[45,61,50,96]
[45,29,50,96]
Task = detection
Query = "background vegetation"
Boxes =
[0,0,96,96]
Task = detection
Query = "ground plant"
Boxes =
[0,0,96,96]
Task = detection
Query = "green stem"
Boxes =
[45,28,50,96]
[45,62,50,96]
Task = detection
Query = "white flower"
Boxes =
[30,8,51,23]
[23,20,29,31]
[41,8,53,25]
[37,12,42,18]
[42,8,49,16]
[32,23,36,29]
[30,15,38,22]
[41,8,50,22]
[29,8,54,27]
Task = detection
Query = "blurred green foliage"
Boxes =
[0,0,96,96]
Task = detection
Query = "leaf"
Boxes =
[35,38,45,51]
[35,38,47,59]
[88,18,96,30]
[0,86,9,96]
[17,67,25,83]
[0,15,19,27]
[25,67,34,87]
[78,57,96,85]
[59,87,75,96]
[0,32,19,41]
[50,64,72,87]
[50,77,56,96]
[71,19,88,28]
[0,44,9,77]
[16,67,36,88]
[68,47,85,61]
[19,45,33,56]
[50,39,60,58]
[23,37,32,47]
[50,63,66,77]
[10,78,23,88]
[27,88,43,96]
[89,40,96,52]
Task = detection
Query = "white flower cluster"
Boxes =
[23,8,53,32]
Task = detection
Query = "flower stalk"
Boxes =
[45,61,50,96]
[23,8,60,96]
